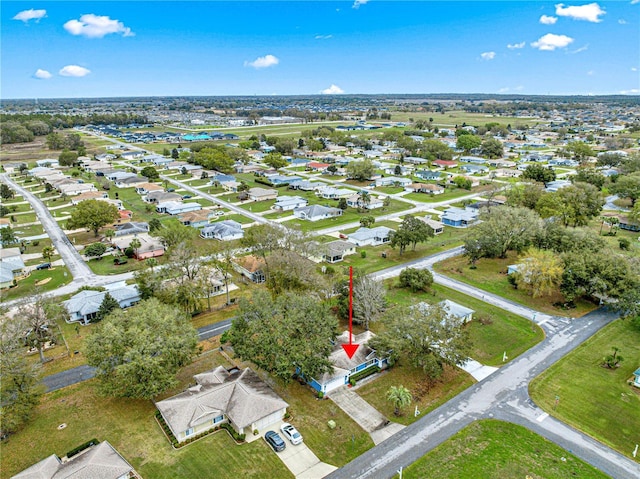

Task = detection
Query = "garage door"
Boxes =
[325,375,348,394]
[254,410,284,431]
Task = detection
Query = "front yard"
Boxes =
[529,319,640,460]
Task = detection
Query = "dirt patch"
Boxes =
[35,277,52,286]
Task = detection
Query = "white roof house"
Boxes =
[62,282,140,325]
[348,226,394,247]
[11,440,135,479]
[293,205,343,222]
[200,220,244,241]
[156,201,202,215]
[271,196,308,211]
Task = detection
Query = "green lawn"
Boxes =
[403,188,470,203]
[224,214,255,224]
[357,363,474,426]
[373,186,405,195]
[238,199,277,213]
[1,267,72,302]
[530,319,640,460]
[404,420,609,479]
[85,255,151,275]
[386,283,544,366]
[434,253,598,318]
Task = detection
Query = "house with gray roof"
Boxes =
[414,299,474,324]
[156,201,201,215]
[144,191,182,204]
[293,205,343,222]
[348,226,394,247]
[155,367,288,442]
[63,282,140,325]
[271,196,307,211]
[11,440,135,479]
[200,220,244,241]
[441,207,479,228]
[113,222,149,237]
[321,240,357,263]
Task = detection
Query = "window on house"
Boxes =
[185,428,194,437]
[213,415,224,424]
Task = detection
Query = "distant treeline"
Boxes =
[0,113,148,145]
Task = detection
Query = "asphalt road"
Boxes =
[40,318,234,392]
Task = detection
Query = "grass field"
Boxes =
[529,319,640,460]
[1,267,72,302]
[357,364,474,426]
[385,283,545,366]
[434,253,598,318]
[404,419,609,479]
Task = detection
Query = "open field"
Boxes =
[530,319,640,460]
[433,253,598,318]
[404,419,610,479]
[387,110,541,127]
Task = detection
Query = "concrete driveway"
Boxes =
[276,442,337,479]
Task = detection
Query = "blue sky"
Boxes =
[2,1,638,98]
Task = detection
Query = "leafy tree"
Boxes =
[58,149,79,167]
[480,138,504,159]
[0,226,17,246]
[45,132,65,150]
[64,133,84,151]
[602,347,624,369]
[148,218,162,233]
[155,218,198,249]
[0,318,43,437]
[133,267,162,300]
[171,148,179,159]
[17,296,57,363]
[193,146,234,173]
[464,207,542,260]
[390,216,434,255]
[346,159,375,182]
[353,275,386,331]
[513,248,564,298]
[84,242,107,260]
[104,229,115,242]
[263,152,288,169]
[456,134,481,152]
[452,176,472,190]
[67,200,119,237]
[398,267,433,292]
[95,293,119,322]
[140,166,160,180]
[379,303,471,381]
[505,182,545,210]
[0,184,14,200]
[419,139,453,161]
[386,385,412,416]
[360,215,375,228]
[84,298,198,399]
[534,222,605,254]
[227,291,337,384]
[571,168,605,189]
[563,141,594,161]
[41,245,55,263]
[356,190,371,211]
[536,183,604,227]
[522,164,556,183]
[611,174,640,206]
[327,164,338,175]
[337,198,348,210]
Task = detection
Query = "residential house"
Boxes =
[448,175,480,187]
[317,186,353,200]
[289,180,325,191]
[63,282,140,325]
[618,216,640,232]
[433,159,458,169]
[115,176,148,188]
[374,177,412,188]
[307,161,330,172]
[459,164,489,175]
[309,331,389,394]
[11,440,136,479]
[0,248,26,289]
[178,209,215,228]
[0,218,10,229]
[493,168,522,178]
[632,367,640,388]
[35,159,60,168]
[415,170,443,182]
[321,240,357,263]
[405,183,445,195]
[145,191,182,204]
[348,226,394,247]
[293,205,343,222]
[417,216,444,235]
[210,174,236,185]
[111,233,165,260]
[269,175,301,186]
[156,201,202,215]
[247,187,278,202]
[441,207,479,228]
[459,156,487,164]
[383,165,412,176]
[114,222,149,237]
[135,182,164,196]
[155,367,288,442]
[345,194,384,210]
[403,156,428,165]
[58,183,98,196]
[545,180,572,192]
[120,151,144,160]
[200,220,244,241]
[414,300,474,324]
[271,196,308,211]
[106,171,137,182]
[71,191,108,205]
[233,255,266,283]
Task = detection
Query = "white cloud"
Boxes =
[315,34,333,40]
[33,69,52,79]
[498,87,510,93]
[480,51,496,60]
[587,70,595,75]
[507,42,526,50]
[631,0,640,4]
[618,19,627,24]
[555,3,606,22]
[569,44,589,54]
[59,65,91,77]
[620,89,640,94]
[539,15,558,24]
[64,14,134,38]
[632,67,638,72]
[320,84,345,94]
[13,9,46,22]
[352,0,369,8]
[531,33,574,51]
[244,54,279,69]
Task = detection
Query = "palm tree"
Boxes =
[104,229,115,242]
[41,246,55,263]
[357,190,371,212]
[386,385,412,416]
[130,238,142,259]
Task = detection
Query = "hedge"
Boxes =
[66,438,99,459]
[349,365,381,383]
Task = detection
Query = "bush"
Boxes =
[66,438,99,459]
[317,391,324,399]
[360,250,367,259]
[124,247,135,258]
[349,365,381,384]
[399,267,433,292]
[349,378,356,387]
[221,423,245,442]
[619,238,630,250]
[32,240,39,246]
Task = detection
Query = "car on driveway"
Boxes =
[264,430,286,452]
[280,423,303,445]
[35,263,51,270]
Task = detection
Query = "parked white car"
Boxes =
[280,423,303,445]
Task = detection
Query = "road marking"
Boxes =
[536,412,549,422]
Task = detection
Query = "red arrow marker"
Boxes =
[342,266,360,359]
